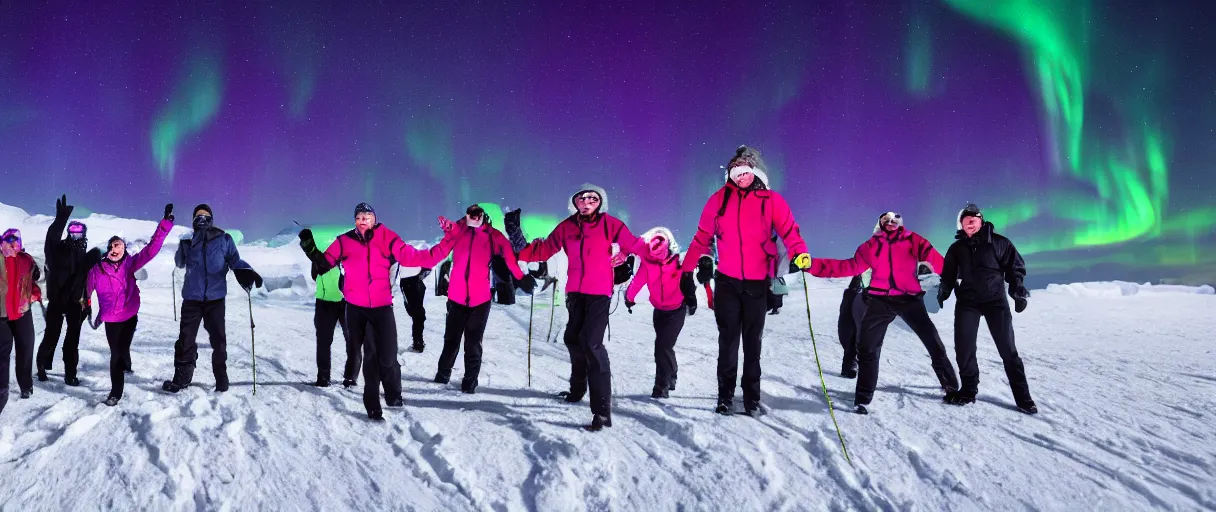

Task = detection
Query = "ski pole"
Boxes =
[247,290,257,396]
[802,273,851,465]
[171,268,178,321]
[527,290,534,387]
[545,279,557,343]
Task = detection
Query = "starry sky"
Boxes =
[2,1,1214,285]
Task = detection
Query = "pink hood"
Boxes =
[87,219,173,323]
[681,182,808,281]
[436,218,524,307]
[809,227,943,297]
[626,253,685,311]
[322,224,453,308]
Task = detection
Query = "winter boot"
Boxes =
[557,389,584,403]
[103,396,120,407]
[162,381,188,393]
[583,414,613,432]
[19,388,32,399]
[854,404,869,415]
[64,376,81,387]
[651,386,669,399]
[342,378,357,389]
[1017,400,1038,415]
[434,371,451,384]
[386,397,405,408]
[945,391,975,405]
[36,366,48,382]
[841,360,858,379]
[367,410,384,421]
[743,400,761,416]
[714,401,733,415]
[311,375,331,387]
[461,378,478,394]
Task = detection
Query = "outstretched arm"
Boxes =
[808,242,872,278]
[519,221,567,262]
[131,219,174,272]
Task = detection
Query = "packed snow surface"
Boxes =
[2,204,1214,510]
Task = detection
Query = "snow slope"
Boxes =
[2,204,1214,511]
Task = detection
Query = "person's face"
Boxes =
[880,214,901,232]
[648,237,670,259]
[575,193,601,216]
[0,234,20,256]
[108,239,126,260]
[732,171,755,189]
[355,212,376,233]
[466,211,484,227]
[962,215,983,236]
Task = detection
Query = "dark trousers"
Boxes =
[37,300,85,379]
[437,300,491,384]
[2,314,36,414]
[315,299,359,381]
[714,273,768,407]
[652,305,685,392]
[171,299,229,389]
[401,277,427,345]
[563,293,612,417]
[855,295,959,405]
[3,314,36,398]
[954,299,1032,403]
[346,304,401,414]
[105,316,138,399]
[838,288,866,369]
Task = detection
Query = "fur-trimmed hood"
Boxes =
[569,183,610,215]
[641,226,680,254]
[723,145,771,189]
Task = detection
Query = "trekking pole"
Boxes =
[527,290,535,387]
[246,290,257,396]
[545,279,557,343]
[802,274,851,465]
[172,268,178,321]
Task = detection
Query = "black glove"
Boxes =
[163,203,175,222]
[936,290,948,309]
[696,256,714,285]
[504,208,527,253]
[529,261,548,279]
[1014,297,1027,313]
[299,228,317,253]
[233,268,263,291]
[788,260,801,275]
[517,274,537,294]
[681,271,697,315]
[310,261,322,280]
[82,304,92,320]
[625,300,635,313]
[55,194,73,220]
[613,255,635,285]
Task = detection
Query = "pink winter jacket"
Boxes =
[626,254,685,311]
[434,218,524,307]
[681,183,809,281]
[321,224,453,309]
[810,227,944,297]
[520,214,640,297]
[87,219,173,323]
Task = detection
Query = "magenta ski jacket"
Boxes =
[810,227,944,297]
[87,219,173,323]
[435,218,524,307]
[520,213,640,297]
[681,182,809,281]
[321,224,453,309]
[626,253,685,311]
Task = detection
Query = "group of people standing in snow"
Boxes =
[2,145,1036,430]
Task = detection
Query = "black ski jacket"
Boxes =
[940,222,1027,304]
[43,215,90,304]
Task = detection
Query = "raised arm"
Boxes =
[808,241,873,278]
[131,219,174,272]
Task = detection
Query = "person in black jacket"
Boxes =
[36,195,93,386]
[836,275,867,379]
[400,268,430,353]
[938,203,1037,414]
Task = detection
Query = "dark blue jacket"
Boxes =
[174,227,252,302]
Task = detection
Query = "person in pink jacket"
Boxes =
[682,146,812,416]
[625,227,696,399]
[517,184,641,431]
[298,203,454,420]
[86,205,175,406]
[430,204,532,394]
[808,211,959,414]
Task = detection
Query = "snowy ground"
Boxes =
[2,204,1215,511]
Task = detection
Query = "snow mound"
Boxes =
[1043,281,1216,297]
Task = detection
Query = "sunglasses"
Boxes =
[576,194,601,203]
[194,214,212,220]
[68,231,85,240]
[880,214,902,224]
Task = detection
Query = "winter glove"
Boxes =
[792,253,812,270]
[936,289,949,309]
[625,300,635,314]
[696,256,714,285]
[233,268,263,291]
[82,304,92,320]
[1014,297,1027,313]
[529,261,548,279]
[681,271,698,316]
[613,255,635,285]
[504,208,528,253]
[298,228,317,253]
[55,194,74,220]
[163,203,175,222]
[516,275,537,295]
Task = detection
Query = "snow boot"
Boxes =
[714,402,733,415]
[434,371,450,384]
[36,367,48,382]
[1017,400,1038,415]
[311,375,331,387]
[386,397,405,408]
[103,396,120,407]
[19,388,32,399]
[651,387,669,399]
[583,414,613,432]
[461,378,478,394]
[841,360,858,379]
[162,381,187,393]
[743,400,761,417]
[64,376,81,387]
[367,410,384,421]
[342,379,357,389]
[854,404,869,415]
[557,390,584,403]
[945,391,975,405]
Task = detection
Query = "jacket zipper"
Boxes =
[736,190,745,280]
[202,235,209,301]
[886,237,897,293]
[364,231,373,307]
[464,227,475,305]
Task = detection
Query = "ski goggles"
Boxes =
[879,213,902,225]
[575,193,601,204]
[1,232,20,244]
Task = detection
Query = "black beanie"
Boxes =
[354,202,375,217]
[193,204,213,217]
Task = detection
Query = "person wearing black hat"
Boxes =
[162,204,263,393]
[938,203,1037,414]
[37,194,94,386]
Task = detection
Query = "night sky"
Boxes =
[2,1,1214,284]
